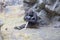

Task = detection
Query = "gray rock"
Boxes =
[46,0,56,5]
[52,16,60,21]
[38,10,50,25]
[45,0,60,14]
[23,0,37,4]
[55,5,60,14]
[23,0,37,11]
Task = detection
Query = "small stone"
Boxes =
[0,20,3,27]
[54,26,60,28]
[5,28,8,30]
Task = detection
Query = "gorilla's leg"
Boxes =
[14,24,26,30]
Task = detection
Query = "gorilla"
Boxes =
[14,10,41,30]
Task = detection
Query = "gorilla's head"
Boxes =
[24,10,40,25]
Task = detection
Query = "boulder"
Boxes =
[23,0,37,4]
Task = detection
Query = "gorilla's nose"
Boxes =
[24,16,36,22]
[24,16,31,21]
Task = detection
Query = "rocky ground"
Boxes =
[0,1,60,40]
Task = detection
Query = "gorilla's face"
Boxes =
[24,10,39,24]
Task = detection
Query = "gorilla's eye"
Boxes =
[29,15,33,17]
